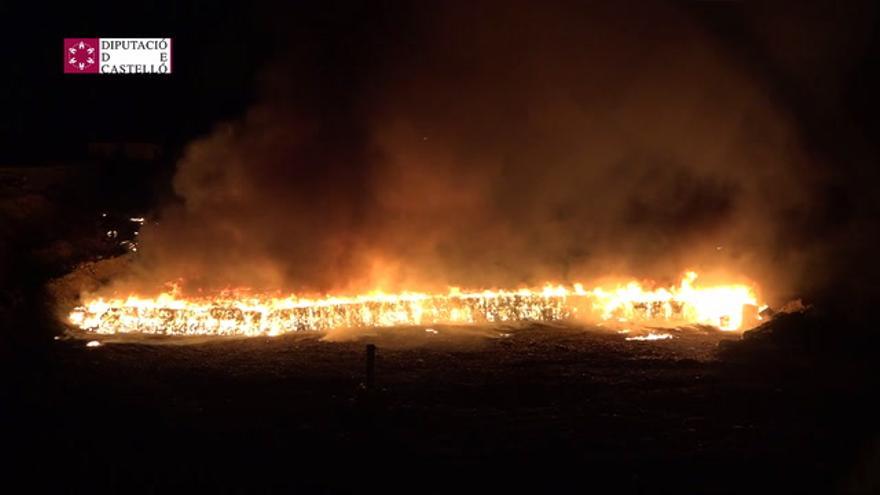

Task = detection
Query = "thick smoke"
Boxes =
[122,2,835,304]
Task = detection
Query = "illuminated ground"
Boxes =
[9,323,876,493]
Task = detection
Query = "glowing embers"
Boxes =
[588,272,759,331]
[70,291,573,336]
[68,272,762,336]
[625,332,674,341]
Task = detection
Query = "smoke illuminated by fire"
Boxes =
[68,272,763,336]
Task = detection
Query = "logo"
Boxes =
[63,38,172,75]
[64,38,99,73]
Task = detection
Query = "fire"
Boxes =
[625,332,674,341]
[588,272,760,331]
[68,272,762,336]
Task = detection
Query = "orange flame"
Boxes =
[68,272,763,336]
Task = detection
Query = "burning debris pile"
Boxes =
[68,272,764,336]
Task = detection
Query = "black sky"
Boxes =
[3,1,878,163]
[3,0,880,310]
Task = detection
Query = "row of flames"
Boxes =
[68,272,766,337]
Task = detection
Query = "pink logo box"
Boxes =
[64,38,99,74]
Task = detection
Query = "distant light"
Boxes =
[129,217,145,223]
[101,213,107,218]
[425,328,438,334]
[86,340,102,347]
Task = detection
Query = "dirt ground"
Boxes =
[6,323,877,493]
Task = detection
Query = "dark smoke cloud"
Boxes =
[118,1,872,306]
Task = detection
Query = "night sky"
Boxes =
[3,2,876,162]
[3,0,880,308]
[2,1,268,160]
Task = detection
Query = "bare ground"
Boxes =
[6,323,877,494]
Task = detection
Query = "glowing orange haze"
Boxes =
[68,272,765,336]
